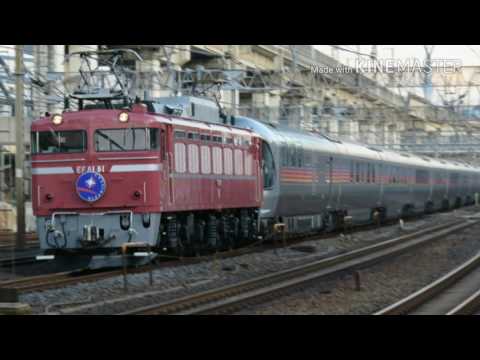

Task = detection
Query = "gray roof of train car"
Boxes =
[235,116,480,174]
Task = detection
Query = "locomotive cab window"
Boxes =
[31,130,87,154]
[95,128,159,152]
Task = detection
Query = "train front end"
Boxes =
[31,105,163,266]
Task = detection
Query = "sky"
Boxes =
[314,45,480,67]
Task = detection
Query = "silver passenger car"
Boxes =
[234,116,480,236]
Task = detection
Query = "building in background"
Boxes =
[2,44,480,209]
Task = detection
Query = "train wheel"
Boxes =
[401,204,414,218]
[194,219,205,256]
[220,215,233,250]
[206,214,218,250]
[167,215,183,257]
[166,216,177,249]
[249,211,258,243]
[424,201,434,214]
[239,209,250,244]
[323,212,336,232]
[371,208,384,226]
[441,199,450,211]
[379,207,387,223]
[454,197,462,209]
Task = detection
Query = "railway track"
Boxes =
[0,232,38,245]
[0,231,39,250]
[374,250,480,315]
[0,217,428,293]
[118,217,479,315]
[0,243,39,251]
[1,210,477,298]
[0,270,123,292]
[0,243,263,293]
[0,256,38,268]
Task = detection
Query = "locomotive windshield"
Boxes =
[95,128,159,152]
[31,130,87,154]
[262,141,275,189]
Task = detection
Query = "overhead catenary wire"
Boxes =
[2,45,480,140]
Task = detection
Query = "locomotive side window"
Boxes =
[174,131,186,139]
[201,146,211,174]
[245,151,253,176]
[262,141,275,189]
[187,132,200,140]
[149,129,160,150]
[32,130,87,154]
[224,148,233,175]
[174,143,186,173]
[212,147,223,175]
[234,149,244,175]
[95,128,159,152]
[188,144,199,174]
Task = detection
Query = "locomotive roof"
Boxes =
[31,108,259,139]
[160,116,256,138]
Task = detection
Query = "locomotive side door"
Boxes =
[162,126,174,206]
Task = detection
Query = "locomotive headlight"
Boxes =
[118,112,129,123]
[51,114,63,125]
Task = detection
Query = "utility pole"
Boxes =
[424,45,435,102]
[370,45,378,81]
[15,45,25,250]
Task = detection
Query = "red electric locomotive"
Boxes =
[31,103,263,265]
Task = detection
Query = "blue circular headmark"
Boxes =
[76,171,107,203]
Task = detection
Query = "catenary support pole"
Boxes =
[15,45,25,250]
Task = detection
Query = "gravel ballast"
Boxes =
[17,208,480,315]
[237,222,480,315]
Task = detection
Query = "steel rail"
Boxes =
[375,251,480,315]
[119,219,477,315]
[0,270,122,292]
[0,242,261,293]
[0,211,476,297]
[0,256,38,268]
[447,288,480,315]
